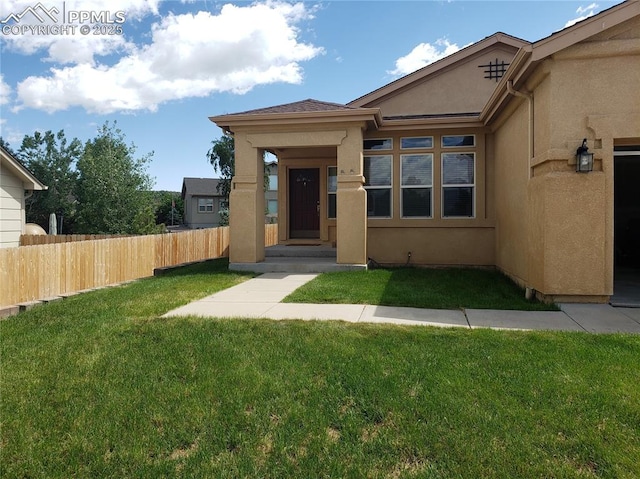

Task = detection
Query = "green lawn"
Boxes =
[284,267,557,311]
[2,259,639,478]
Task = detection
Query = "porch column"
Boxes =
[229,133,265,263]
[336,126,367,265]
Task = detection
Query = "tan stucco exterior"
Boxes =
[210,1,640,303]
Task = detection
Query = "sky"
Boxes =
[0,0,624,191]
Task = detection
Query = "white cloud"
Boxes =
[388,38,467,77]
[0,74,12,105]
[12,1,324,114]
[564,3,598,28]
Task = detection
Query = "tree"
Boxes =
[206,133,270,199]
[153,191,184,226]
[17,130,82,233]
[75,121,156,234]
[206,133,235,198]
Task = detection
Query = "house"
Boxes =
[209,1,640,304]
[181,177,227,228]
[0,145,47,248]
[265,161,278,223]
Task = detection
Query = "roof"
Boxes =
[209,98,382,132]
[222,99,357,116]
[181,177,224,198]
[0,145,47,191]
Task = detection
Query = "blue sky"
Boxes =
[0,0,622,191]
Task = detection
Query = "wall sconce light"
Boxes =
[575,138,593,173]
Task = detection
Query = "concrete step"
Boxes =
[265,245,336,258]
[230,256,366,274]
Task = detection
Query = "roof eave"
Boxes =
[209,108,382,132]
[0,147,48,191]
[480,46,533,124]
[481,1,639,125]
[379,115,485,131]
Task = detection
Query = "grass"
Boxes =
[2,258,639,478]
[284,267,557,311]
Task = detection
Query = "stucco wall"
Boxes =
[0,168,25,248]
[493,16,640,301]
[493,97,532,286]
[373,45,520,116]
[368,227,494,266]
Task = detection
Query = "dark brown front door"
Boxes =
[289,168,320,239]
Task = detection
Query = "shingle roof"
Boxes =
[225,99,357,116]
[181,177,224,198]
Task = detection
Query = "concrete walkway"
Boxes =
[163,273,640,333]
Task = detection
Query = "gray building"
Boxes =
[181,178,227,229]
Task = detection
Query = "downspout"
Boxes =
[506,80,534,179]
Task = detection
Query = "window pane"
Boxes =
[364,155,392,186]
[198,198,214,212]
[268,175,278,191]
[401,154,432,186]
[328,167,337,193]
[401,137,433,149]
[443,187,474,217]
[363,138,392,150]
[402,188,431,217]
[367,189,391,217]
[443,153,474,185]
[442,135,475,147]
[267,199,278,215]
[328,194,336,219]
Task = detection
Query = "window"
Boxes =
[198,197,214,213]
[401,154,432,218]
[268,175,278,191]
[267,199,278,215]
[401,136,433,149]
[442,153,475,217]
[364,155,392,218]
[327,166,337,219]
[363,138,392,151]
[442,135,475,148]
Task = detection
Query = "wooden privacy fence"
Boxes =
[0,224,278,308]
[20,234,134,246]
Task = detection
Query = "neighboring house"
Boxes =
[181,178,227,228]
[0,146,47,248]
[265,161,278,223]
[209,1,640,304]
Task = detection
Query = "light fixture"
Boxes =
[575,138,594,173]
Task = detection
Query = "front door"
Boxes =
[289,168,320,239]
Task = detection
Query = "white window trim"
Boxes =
[441,152,476,219]
[400,136,434,150]
[197,197,214,213]
[441,134,476,148]
[400,153,433,219]
[364,154,393,219]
